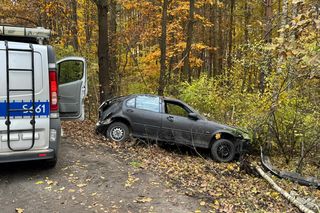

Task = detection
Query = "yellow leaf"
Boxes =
[35,181,44,185]
[15,208,24,213]
[76,183,87,188]
[135,197,152,203]
[58,187,65,191]
[227,164,234,171]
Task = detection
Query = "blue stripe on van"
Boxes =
[0,101,50,118]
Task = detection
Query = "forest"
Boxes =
[1,0,319,211]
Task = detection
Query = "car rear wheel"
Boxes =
[106,122,130,143]
[211,139,236,162]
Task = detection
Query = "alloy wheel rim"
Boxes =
[110,127,125,141]
[217,143,231,159]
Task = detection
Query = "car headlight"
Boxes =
[241,132,251,140]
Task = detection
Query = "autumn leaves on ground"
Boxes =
[63,120,320,212]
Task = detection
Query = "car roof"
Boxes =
[127,94,183,103]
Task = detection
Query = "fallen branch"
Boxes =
[260,147,320,188]
[255,165,315,213]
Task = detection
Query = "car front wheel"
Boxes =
[211,139,236,162]
[106,122,130,143]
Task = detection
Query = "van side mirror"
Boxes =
[188,112,199,120]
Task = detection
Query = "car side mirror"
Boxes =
[188,112,199,120]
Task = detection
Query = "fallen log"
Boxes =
[255,165,315,213]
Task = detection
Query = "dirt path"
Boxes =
[0,137,207,213]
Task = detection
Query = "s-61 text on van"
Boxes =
[0,25,87,168]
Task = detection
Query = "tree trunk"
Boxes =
[110,0,118,95]
[96,1,112,103]
[218,6,223,75]
[226,0,235,71]
[71,0,79,51]
[242,0,250,92]
[84,0,93,46]
[261,0,273,94]
[158,0,169,96]
[182,0,195,84]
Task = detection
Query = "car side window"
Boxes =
[126,98,136,108]
[165,101,189,117]
[135,96,160,112]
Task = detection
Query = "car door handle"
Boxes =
[127,109,134,113]
[167,116,174,122]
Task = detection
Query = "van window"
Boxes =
[59,60,84,84]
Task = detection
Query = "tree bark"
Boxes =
[226,0,235,71]
[218,6,223,75]
[71,0,79,51]
[110,0,118,95]
[261,0,273,94]
[84,0,93,46]
[182,0,195,84]
[242,0,250,92]
[94,0,113,103]
[158,0,169,96]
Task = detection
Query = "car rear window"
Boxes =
[126,98,135,108]
[135,96,160,113]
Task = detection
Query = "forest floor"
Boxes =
[0,128,208,213]
[1,120,318,213]
[63,120,320,212]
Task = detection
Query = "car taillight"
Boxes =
[49,70,58,111]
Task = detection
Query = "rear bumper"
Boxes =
[0,148,55,163]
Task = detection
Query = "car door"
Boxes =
[57,57,87,120]
[123,95,162,140]
[160,100,194,145]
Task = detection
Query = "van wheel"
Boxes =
[106,122,130,143]
[43,157,57,169]
[211,139,235,162]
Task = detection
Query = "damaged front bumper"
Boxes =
[95,119,112,135]
[236,139,251,154]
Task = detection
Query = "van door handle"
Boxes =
[167,116,174,122]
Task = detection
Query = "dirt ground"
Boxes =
[0,137,209,213]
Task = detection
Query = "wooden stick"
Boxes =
[255,165,315,213]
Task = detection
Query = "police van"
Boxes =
[0,25,87,167]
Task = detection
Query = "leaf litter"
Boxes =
[63,120,319,212]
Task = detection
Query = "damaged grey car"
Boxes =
[96,94,250,162]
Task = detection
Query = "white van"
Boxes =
[0,25,87,167]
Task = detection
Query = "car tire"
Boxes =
[211,139,236,163]
[106,122,130,143]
